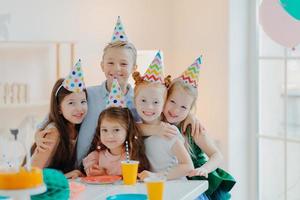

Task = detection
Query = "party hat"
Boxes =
[106,78,126,108]
[177,56,202,88]
[142,51,164,84]
[61,59,85,93]
[111,16,128,43]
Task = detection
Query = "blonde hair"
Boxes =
[167,79,198,111]
[166,79,199,156]
[167,79,198,158]
[102,41,137,65]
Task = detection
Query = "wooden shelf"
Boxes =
[0,102,49,109]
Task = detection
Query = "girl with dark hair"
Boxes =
[31,60,88,178]
[83,79,149,176]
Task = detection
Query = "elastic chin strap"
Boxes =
[55,84,64,97]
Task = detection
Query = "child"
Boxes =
[35,17,199,165]
[133,52,194,181]
[34,17,140,163]
[31,60,88,179]
[82,79,149,176]
[76,17,140,164]
[163,57,236,199]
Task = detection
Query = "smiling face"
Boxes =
[163,83,196,124]
[100,117,127,154]
[101,47,137,92]
[60,91,88,124]
[134,83,167,124]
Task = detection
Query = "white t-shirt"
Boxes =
[144,135,180,173]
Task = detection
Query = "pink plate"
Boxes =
[81,175,122,184]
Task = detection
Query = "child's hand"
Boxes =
[86,164,105,176]
[83,151,100,170]
[183,114,206,137]
[138,170,156,181]
[188,167,208,178]
[35,129,56,152]
[65,170,84,179]
[159,122,180,139]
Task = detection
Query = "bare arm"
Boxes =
[31,128,60,169]
[65,170,84,179]
[34,129,57,152]
[138,122,179,138]
[192,132,223,174]
[165,139,194,180]
[182,113,206,137]
[83,151,106,176]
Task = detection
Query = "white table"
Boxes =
[0,184,46,200]
[75,180,208,200]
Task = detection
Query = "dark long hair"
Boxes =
[32,78,87,173]
[88,107,150,172]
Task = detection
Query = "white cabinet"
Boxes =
[0,41,75,144]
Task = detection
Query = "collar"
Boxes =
[104,149,125,161]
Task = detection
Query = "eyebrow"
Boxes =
[67,98,83,101]
[101,125,122,128]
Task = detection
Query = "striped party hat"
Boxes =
[111,16,128,43]
[142,51,164,84]
[106,78,126,108]
[61,59,85,94]
[177,56,202,88]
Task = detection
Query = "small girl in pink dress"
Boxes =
[82,79,149,176]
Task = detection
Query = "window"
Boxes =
[258,16,300,200]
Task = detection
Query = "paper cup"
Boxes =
[121,160,139,185]
[144,176,166,200]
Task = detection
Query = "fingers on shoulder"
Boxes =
[43,128,60,144]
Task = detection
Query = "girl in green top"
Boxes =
[163,57,236,200]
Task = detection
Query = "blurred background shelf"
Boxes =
[0,102,49,109]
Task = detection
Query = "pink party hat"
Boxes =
[177,56,202,88]
[111,16,128,43]
[61,59,85,93]
[142,51,164,84]
[106,78,126,108]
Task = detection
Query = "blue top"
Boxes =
[76,81,137,165]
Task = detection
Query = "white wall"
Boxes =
[0,0,174,86]
[229,0,257,199]
[0,0,252,199]
[169,0,230,169]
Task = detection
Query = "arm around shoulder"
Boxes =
[31,128,60,169]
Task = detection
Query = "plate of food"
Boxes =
[81,175,122,184]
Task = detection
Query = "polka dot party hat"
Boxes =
[106,78,126,108]
[111,16,128,43]
[61,59,85,94]
[177,56,202,88]
[142,51,164,84]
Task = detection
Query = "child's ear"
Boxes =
[100,61,104,72]
[58,106,62,114]
[133,64,137,72]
